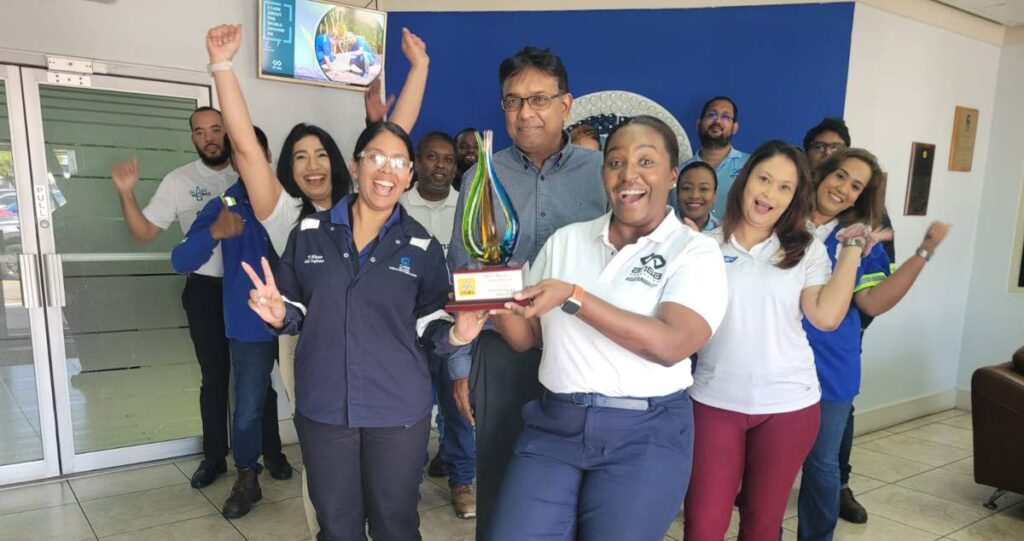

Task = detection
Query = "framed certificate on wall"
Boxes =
[949,106,979,172]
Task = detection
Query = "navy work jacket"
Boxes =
[275,195,458,427]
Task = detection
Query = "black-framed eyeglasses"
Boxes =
[358,151,412,171]
[808,141,846,154]
[500,93,565,112]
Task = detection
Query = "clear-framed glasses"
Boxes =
[808,141,846,154]
[500,93,565,112]
[358,151,412,171]
[702,111,734,123]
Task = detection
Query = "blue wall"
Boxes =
[385,3,854,153]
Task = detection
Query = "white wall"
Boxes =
[844,3,1000,414]
[0,0,368,159]
[957,43,1024,389]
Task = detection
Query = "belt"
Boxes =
[187,273,223,283]
[543,389,687,412]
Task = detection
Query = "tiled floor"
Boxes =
[1,409,1022,541]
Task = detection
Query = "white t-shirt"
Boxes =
[690,229,832,415]
[260,190,306,255]
[399,188,459,255]
[529,210,728,398]
[142,160,237,277]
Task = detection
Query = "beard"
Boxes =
[698,125,732,150]
[195,143,230,167]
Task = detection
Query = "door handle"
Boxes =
[18,253,42,309]
[42,253,66,308]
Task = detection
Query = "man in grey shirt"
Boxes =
[445,46,606,539]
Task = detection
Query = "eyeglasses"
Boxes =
[702,111,734,123]
[500,93,565,112]
[358,151,412,171]
[808,141,847,154]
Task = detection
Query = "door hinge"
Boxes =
[46,56,94,87]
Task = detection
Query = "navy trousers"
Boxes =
[489,390,694,541]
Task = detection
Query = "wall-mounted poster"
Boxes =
[905,142,936,216]
[259,0,387,92]
[949,106,979,172]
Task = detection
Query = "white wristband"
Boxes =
[448,325,472,347]
[208,61,233,73]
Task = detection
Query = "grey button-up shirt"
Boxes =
[446,140,607,379]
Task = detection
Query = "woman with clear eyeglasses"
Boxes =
[243,121,486,541]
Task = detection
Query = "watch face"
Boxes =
[561,299,582,315]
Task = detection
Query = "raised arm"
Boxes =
[206,24,283,220]
[854,222,949,317]
[386,28,429,133]
[111,158,160,244]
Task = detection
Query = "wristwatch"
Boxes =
[561,284,584,315]
[915,246,933,262]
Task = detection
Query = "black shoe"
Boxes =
[839,487,868,523]
[222,468,263,519]
[190,459,227,489]
[264,454,293,481]
[427,451,447,478]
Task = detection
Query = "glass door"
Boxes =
[21,67,212,473]
[0,65,60,485]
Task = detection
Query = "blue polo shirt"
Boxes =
[273,194,461,427]
[803,224,891,402]
[672,146,750,220]
[171,181,277,342]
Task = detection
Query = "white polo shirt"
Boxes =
[142,160,237,277]
[690,230,832,415]
[528,209,728,398]
[400,188,459,255]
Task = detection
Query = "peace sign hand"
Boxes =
[241,257,286,328]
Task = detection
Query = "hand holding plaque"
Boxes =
[447,130,525,311]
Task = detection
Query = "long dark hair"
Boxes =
[721,140,814,270]
[812,148,886,229]
[277,123,351,219]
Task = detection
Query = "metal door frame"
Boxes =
[21,66,211,475]
[0,64,62,485]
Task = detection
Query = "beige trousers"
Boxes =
[279,334,319,539]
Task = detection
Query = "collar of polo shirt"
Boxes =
[595,206,679,246]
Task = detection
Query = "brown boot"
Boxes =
[451,484,477,519]
[222,468,263,519]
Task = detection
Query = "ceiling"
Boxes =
[936,0,1024,26]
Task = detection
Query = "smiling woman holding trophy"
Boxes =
[457,116,729,541]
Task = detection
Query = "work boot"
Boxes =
[451,484,477,519]
[264,454,294,481]
[839,487,868,523]
[222,468,263,519]
[189,459,226,489]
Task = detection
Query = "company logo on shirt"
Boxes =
[724,255,738,263]
[626,253,666,287]
[303,254,325,265]
[389,256,418,278]
[190,186,213,202]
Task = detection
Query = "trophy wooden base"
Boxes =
[444,298,528,312]
[446,266,526,312]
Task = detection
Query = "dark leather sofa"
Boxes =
[971,345,1024,508]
